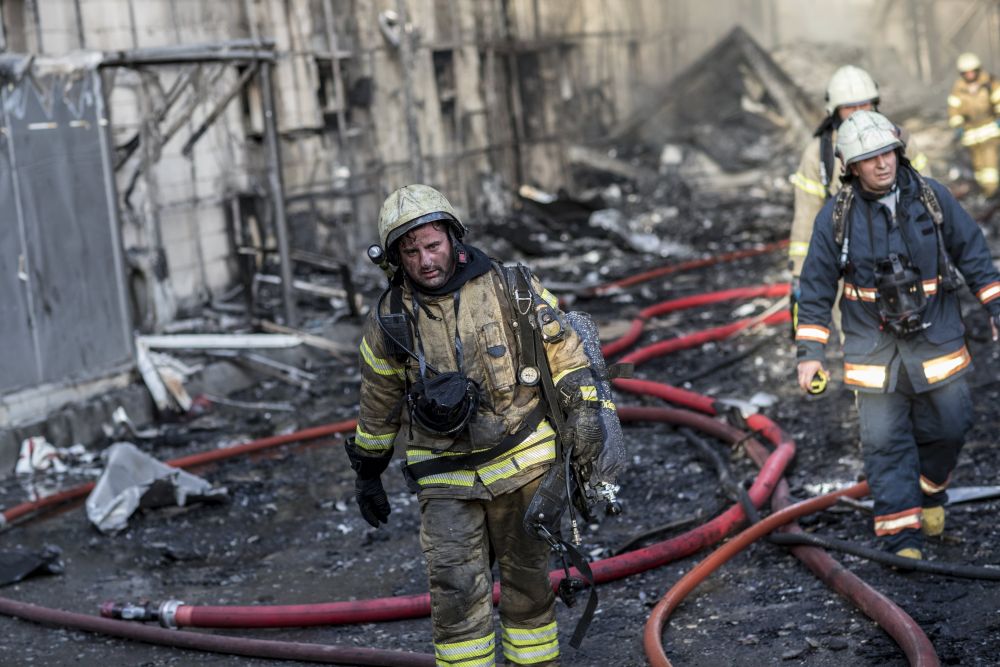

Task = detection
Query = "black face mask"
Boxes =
[874,253,928,338]
[408,372,480,437]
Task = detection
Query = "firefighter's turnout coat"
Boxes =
[795,167,1000,392]
[355,259,590,498]
[948,70,1000,195]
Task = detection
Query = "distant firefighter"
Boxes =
[788,65,929,337]
[947,52,1000,197]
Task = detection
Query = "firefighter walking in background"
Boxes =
[789,65,930,336]
[347,184,622,666]
[948,52,1000,198]
[795,110,1000,560]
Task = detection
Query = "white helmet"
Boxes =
[825,65,880,115]
[836,110,903,166]
[956,52,981,73]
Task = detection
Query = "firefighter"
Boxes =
[789,65,930,335]
[348,184,606,666]
[947,52,1000,198]
[795,110,1000,559]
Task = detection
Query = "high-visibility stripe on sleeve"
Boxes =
[843,283,877,302]
[795,324,830,344]
[922,345,971,384]
[920,474,949,496]
[579,385,598,401]
[975,166,999,185]
[360,337,404,378]
[978,281,1000,305]
[353,428,395,453]
[788,241,810,258]
[501,620,559,665]
[789,172,826,198]
[947,95,962,108]
[910,152,929,173]
[552,365,587,387]
[921,278,938,296]
[539,288,558,309]
[962,121,1000,146]
[434,632,496,667]
[874,507,922,536]
[948,114,965,127]
[844,362,887,389]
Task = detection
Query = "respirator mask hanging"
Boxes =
[874,253,929,338]
[408,372,480,437]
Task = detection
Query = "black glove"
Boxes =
[345,436,393,528]
[557,368,604,468]
[566,406,603,469]
[354,477,391,527]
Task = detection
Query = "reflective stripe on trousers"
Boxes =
[421,476,558,666]
[856,369,972,552]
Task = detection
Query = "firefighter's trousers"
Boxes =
[970,137,999,197]
[420,476,558,666]
[856,367,973,552]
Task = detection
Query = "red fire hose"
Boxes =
[580,239,789,297]
[0,595,433,666]
[602,283,789,357]
[101,405,793,629]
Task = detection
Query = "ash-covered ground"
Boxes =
[0,159,998,667]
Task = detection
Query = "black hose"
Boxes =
[674,336,774,385]
[767,531,1000,580]
[688,426,1000,582]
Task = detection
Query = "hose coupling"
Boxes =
[99,599,184,629]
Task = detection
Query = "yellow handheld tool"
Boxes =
[808,369,829,395]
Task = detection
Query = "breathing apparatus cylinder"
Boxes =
[563,311,626,515]
[874,253,929,338]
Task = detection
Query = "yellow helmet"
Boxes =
[825,65,879,115]
[377,184,467,257]
[956,52,981,74]
[836,110,902,166]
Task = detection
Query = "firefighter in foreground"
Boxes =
[948,52,1000,198]
[795,110,1000,559]
[347,184,624,666]
[789,65,930,335]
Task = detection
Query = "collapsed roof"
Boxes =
[613,26,821,171]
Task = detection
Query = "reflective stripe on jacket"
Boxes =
[796,168,1000,393]
[355,261,590,499]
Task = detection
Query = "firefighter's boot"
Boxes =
[922,506,945,537]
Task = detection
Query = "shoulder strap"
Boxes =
[916,173,944,228]
[914,171,964,291]
[819,131,835,195]
[831,185,855,273]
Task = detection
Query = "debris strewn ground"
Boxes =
[1,30,999,667]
